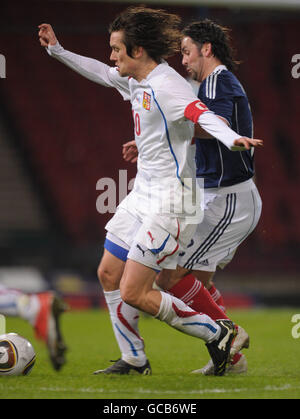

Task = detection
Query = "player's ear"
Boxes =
[202,42,213,57]
[132,45,144,59]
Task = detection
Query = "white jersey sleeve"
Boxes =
[46,42,130,100]
[197,112,242,150]
[151,73,241,150]
[151,74,198,123]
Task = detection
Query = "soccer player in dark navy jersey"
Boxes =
[196,66,254,188]
[155,20,262,374]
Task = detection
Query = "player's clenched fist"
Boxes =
[38,23,58,47]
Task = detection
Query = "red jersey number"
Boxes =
[133,111,141,136]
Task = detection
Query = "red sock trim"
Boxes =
[169,274,229,321]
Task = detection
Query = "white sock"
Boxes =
[156,291,220,343]
[104,289,147,367]
[17,294,40,325]
[0,286,39,324]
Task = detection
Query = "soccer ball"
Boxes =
[0,333,36,376]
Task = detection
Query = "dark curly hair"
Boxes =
[183,19,239,71]
[109,6,182,63]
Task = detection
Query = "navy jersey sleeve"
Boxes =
[200,71,244,127]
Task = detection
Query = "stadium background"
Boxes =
[0,0,299,309]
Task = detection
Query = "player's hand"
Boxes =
[38,23,58,47]
[122,140,138,163]
[233,137,263,150]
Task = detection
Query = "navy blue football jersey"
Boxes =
[196,65,254,188]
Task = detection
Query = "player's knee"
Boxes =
[193,270,214,289]
[207,279,214,289]
[120,286,138,308]
[97,264,108,287]
[97,264,120,291]
[201,277,211,289]
[120,279,141,308]
[156,267,186,291]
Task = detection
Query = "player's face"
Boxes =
[110,31,136,77]
[181,36,204,82]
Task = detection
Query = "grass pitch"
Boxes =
[1,307,300,399]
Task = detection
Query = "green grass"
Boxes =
[1,307,300,399]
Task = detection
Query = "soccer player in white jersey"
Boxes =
[38,7,262,376]
[0,285,67,370]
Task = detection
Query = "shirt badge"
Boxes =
[142,91,151,110]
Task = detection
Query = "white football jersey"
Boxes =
[47,44,241,218]
[48,44,200,179]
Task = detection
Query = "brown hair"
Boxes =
[109,6,182,63]
[183,19,239,71]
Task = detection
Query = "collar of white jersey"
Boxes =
[143,60,168,82]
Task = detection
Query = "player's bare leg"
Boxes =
[95,249,150,374]
[34,292,68,371]
[0,286,67,371]
[97,249,124,292]
[121,259,236,376]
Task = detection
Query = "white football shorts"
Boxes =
[104,191,197,271]
[178,179,262,272]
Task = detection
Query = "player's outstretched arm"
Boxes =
[194,115,229,139]
[194,119,263,150]
[37,23,130,95]
[197,110,263,151]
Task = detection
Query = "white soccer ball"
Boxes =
[0,333,36,376]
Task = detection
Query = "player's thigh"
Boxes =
[97,249,125,291]
[251,185,262,229]
[100,205,142,290]
[179,189,259,271]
